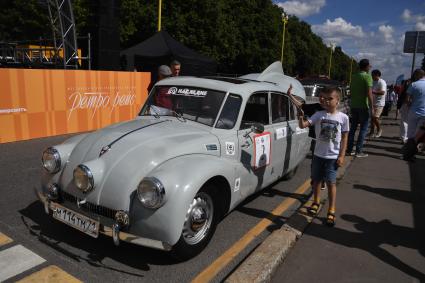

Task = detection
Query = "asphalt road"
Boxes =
[0,134,312,283]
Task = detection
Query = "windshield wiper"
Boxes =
[147,105,160,119]
[171,110,186,122]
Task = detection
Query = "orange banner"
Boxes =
[0,69,150,143]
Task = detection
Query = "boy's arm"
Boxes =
[373,81,386,95]
[367,87,375,116]
[337,132,348,167]
[298,112,311,129]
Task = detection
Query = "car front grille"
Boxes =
[61,191,118,220]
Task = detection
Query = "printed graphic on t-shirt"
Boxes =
[319,119,339,142]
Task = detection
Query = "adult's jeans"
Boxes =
[347,108,370,153]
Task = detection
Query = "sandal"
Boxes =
[326,212,336,227]
[308,202,320,215]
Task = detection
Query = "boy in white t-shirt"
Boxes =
[298,87,349,226]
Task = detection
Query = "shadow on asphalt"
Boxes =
[353,184,417,204]
[364,143,402,154]
[367,138,403,146]
[408,157,425,257]
[303,156,425,282]
[306,214,425,282]
[18,200,185,277]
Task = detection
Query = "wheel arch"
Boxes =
[202,175,232,219]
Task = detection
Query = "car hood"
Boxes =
[59,117,220,208]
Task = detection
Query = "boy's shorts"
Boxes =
[311,155,338,184]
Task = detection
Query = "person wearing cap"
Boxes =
[346,58,374,157]
[147,65,172,92]
[152,65,173,110]
[170,60,181,76]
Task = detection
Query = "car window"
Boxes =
[288,100,297,120]
[271,93,289,123]
[216,94,242,129]
[240,92,269,129]
[140,86,226,127]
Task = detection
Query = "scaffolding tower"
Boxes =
[46,0,79,69]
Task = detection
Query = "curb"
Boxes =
[225,156,354,283]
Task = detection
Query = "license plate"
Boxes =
[51,203,100,238]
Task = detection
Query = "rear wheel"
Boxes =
[172,186,219,259]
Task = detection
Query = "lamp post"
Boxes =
[280,12,289,63]
[349,57,354,85]
[327,43,335,79]
[158,0,162,32]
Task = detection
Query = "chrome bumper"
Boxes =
[35,188,172,251]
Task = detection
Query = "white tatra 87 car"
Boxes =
[36,62,310,259]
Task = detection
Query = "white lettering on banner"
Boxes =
[67,87,136,120]
[0,108,27,114]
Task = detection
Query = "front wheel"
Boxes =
[172,187,218,260]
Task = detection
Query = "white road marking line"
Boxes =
[0,244,46,282]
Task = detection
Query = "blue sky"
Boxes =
[275,0,425,83]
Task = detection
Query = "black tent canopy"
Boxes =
[121,31,217,78]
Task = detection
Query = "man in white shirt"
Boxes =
[370,69,387,137]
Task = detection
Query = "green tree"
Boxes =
[0,0,50,41]
[1,0,355,82]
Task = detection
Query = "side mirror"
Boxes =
[251,123,264,133]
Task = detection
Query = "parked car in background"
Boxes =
[36,62,311,259]
[300,77,350,116]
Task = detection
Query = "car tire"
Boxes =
[282,165,298,180]
[172,185,219,260]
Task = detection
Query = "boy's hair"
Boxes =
[371,69,381,77]
[320,86,341,100]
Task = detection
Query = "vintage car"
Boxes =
[36,62,310,259]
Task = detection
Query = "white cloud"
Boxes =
[276,0,326,18]
[378,25,394,43]
[416,22,425,31]
[311,17,415,83]
[401,9,412,22]
[312,17,365,44]
[401,9,425,31]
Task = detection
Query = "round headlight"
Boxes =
[137,177,165,209]
[42,147,61,173]
[73,164,94,193]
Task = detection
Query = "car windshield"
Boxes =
[303,85,324,97]
[140,86,227,127]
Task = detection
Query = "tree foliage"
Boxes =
[0,0,50,41]
[0,0,355,82]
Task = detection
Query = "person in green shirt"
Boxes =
[347,59,374,157]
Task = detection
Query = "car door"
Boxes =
[288,99,310,167]
[270,92,292,177]
[237,92,274,197]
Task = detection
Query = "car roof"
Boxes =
[155,61,306,101]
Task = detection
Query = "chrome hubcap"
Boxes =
[182,192,214,245]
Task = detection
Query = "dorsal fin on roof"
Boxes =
[239,61,306,101]
[258,61,284,80]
